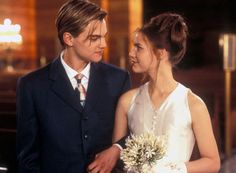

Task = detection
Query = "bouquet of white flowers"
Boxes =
[120,132,166,173]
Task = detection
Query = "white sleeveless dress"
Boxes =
[127,82,195,173]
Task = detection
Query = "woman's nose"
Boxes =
[129,47,135,58]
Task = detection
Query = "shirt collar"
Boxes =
[60,51,90,80]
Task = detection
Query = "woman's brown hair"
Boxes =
[140,12,188,65]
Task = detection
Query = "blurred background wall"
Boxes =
[0,0,236,172]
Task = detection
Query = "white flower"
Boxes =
[121,132,166,173]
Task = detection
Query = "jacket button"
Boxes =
[84,134,88,139]
[83,116,88,120]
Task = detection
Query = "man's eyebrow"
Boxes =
[89,34,101,37]
[89,32,108,37]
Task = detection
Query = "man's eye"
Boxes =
[89,36,99,41]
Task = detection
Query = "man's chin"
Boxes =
[91,56,103,63]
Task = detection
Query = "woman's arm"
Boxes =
[88,89,137,173]
[112,89,136,142]
[151,91,220,173]
[186,91,220,173]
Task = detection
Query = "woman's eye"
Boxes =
[136,45,142,50]
[134,43,143,51]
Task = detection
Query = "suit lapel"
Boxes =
[84,62,106,112]
[49,58,83,113]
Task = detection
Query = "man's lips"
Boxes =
[95,50,104,55]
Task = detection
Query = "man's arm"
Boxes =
[120,71,131,94]
[16,77,40,173]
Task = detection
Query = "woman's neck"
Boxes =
[148,62,177,95]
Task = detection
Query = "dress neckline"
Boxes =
[145,82,180,112]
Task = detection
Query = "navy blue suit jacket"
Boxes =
[16,58,131,173]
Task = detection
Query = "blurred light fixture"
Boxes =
[219,34,236,71]
[219,33,236,158]
[0,18,23,71]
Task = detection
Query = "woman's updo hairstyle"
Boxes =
[140,12,188,65]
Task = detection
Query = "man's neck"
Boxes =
[63,50,88,72]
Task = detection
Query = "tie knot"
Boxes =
[75,73,83,84]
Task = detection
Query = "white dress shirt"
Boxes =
[60,52,90,91]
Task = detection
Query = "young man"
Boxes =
[16,0,130,172]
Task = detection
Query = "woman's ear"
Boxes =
[63,32,73,47]
[158,49,168,60]
[153,48,167,61]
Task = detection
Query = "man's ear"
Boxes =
[63,32,73,47]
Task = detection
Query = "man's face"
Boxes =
[70,19,107,63]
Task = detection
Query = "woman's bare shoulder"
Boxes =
[187,90,206,109]
[120,88,139,103]
[118,88,139,112]
[187,90,209,121]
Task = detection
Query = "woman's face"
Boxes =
[129,32,158,74]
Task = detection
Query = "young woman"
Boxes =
[88,12,220,173]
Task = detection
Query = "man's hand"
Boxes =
[87,145,121,173]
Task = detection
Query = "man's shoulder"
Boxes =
[22,65,49,80]
[20,59,56,84]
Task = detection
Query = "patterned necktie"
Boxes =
[75,74,86,107]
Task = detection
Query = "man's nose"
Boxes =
[99,37,107,48]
